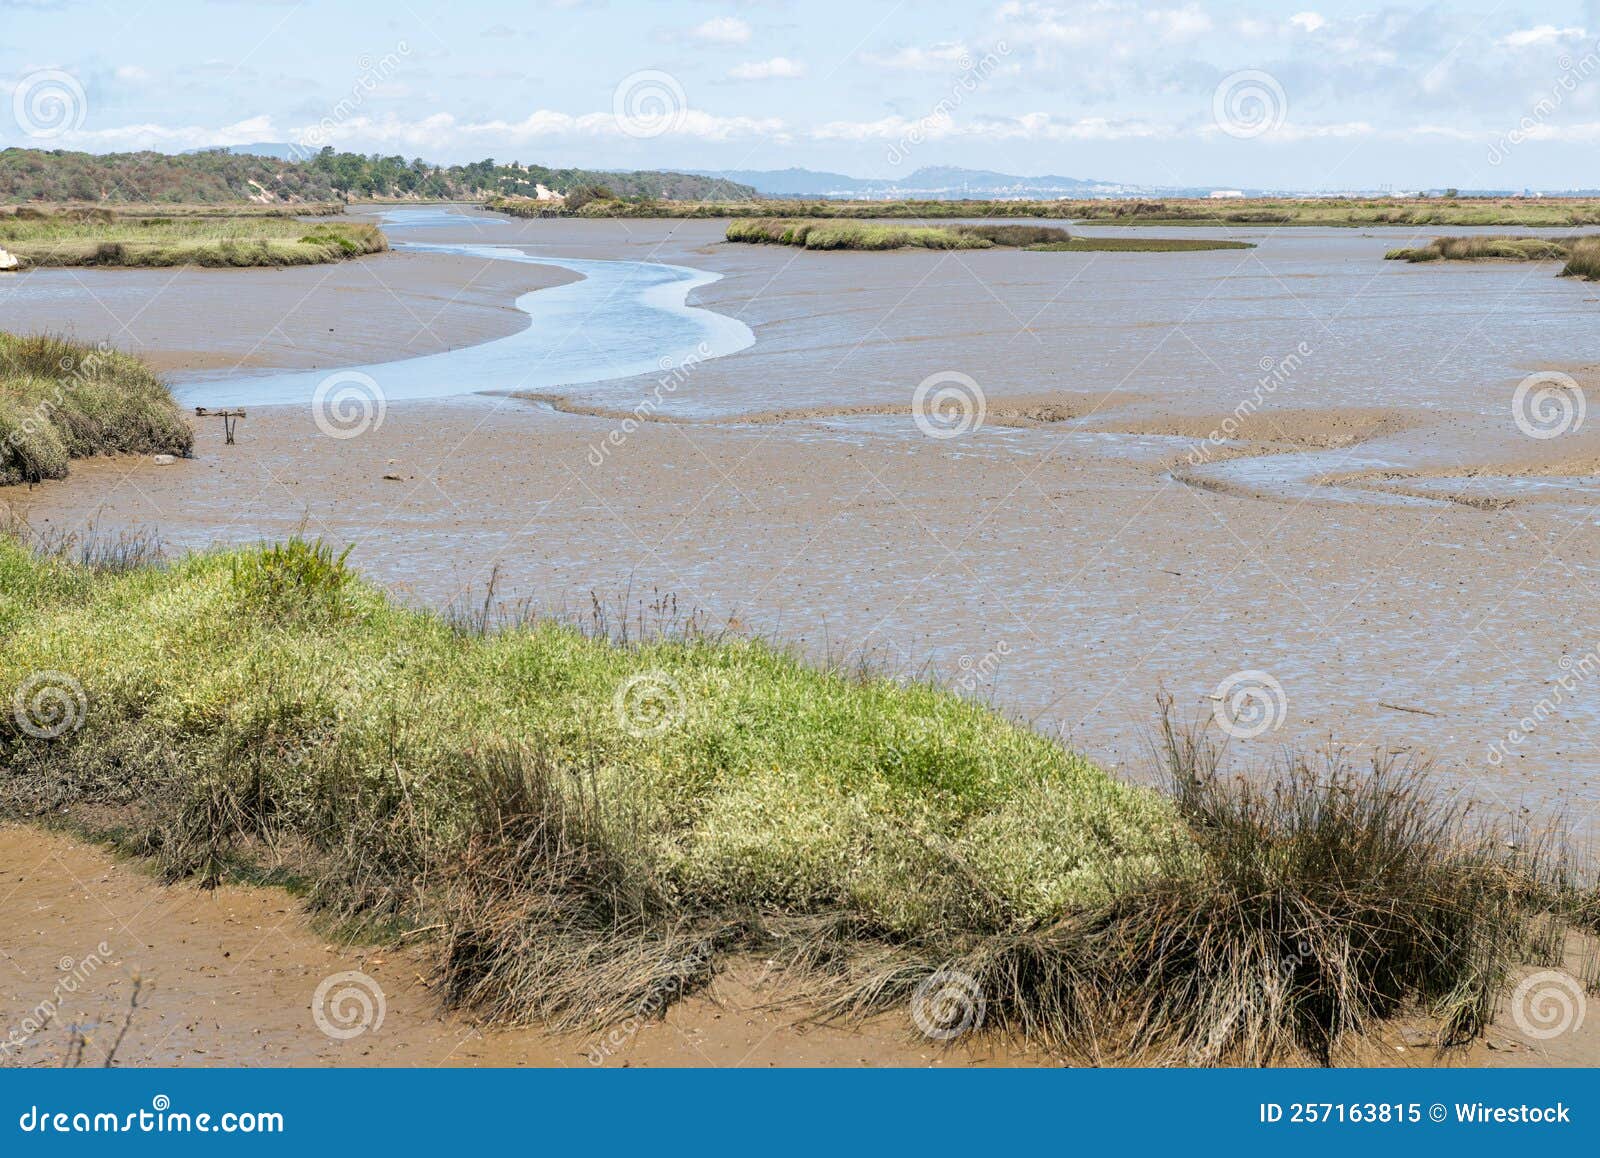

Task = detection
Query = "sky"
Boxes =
[5,0,1600,190]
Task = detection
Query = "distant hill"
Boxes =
[692,164,1144,200]
[0,147,757,204]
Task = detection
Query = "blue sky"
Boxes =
[5,0,1600,189]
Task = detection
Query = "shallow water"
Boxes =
[172,237,755,408]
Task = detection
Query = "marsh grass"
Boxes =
[1385,235,1577,263]
[0,332,192,485]
[951,224,1071,246]
[725,220,1249,253]
[497,194,1600,228]
[1560,237,1600,280]
[0,530,1172,1008]
[1,529,1588,1060]
[725,218,994,250]
[1382,234,1600,281]
[0,210,385,268]
[805,707,1580,1064]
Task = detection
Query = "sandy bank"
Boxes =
[0,249,580,377]
[2,824,1589,1066]
[0,825,1026,1068]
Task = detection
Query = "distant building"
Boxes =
[1207,189,1245,199]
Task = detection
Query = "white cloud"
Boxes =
[114,65,151,83]
[691,16,751,45]
[292,108,787,148]
[37,114,277,151]
[1147,5,1210,39]
[1500,25,1587,49]
[728,57,806,81]
[811,111,1169,143]
[1290,12,1325,34]
[861,42,972,71]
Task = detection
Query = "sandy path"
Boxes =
[2,826,1592,1067]
[0,826,1028,1068]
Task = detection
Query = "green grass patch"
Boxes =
[0,333,192,486]
[0,531,1586,1060]
[0,208,387,268]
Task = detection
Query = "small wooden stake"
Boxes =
[194,406,246,445]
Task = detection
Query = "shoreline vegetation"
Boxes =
[0,333,192,485]
[488,193,1600,228]
[0,508,1593,1060]
[0,147,754,205]
[0,206,386,269]
[1385,234,1600,280]
[723,219,1254,253]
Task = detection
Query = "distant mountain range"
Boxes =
[192,151,1150,200]
[690,165,1157,199]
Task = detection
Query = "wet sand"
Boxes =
[0,827,1027,1067]
[0,241,579,375]
[3,826,1589,1067]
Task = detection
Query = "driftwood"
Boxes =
[194,406,245,445]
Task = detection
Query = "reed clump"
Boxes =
[0,210,386,268]
[1385,235,1575,263]
[0,333,192,485]
[725,218,995,250]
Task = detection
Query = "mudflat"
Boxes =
[9,208,1600,834]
